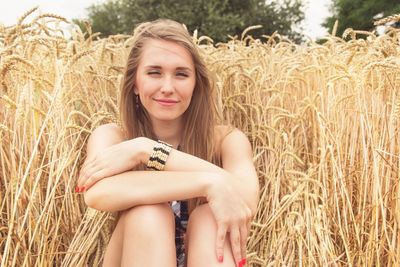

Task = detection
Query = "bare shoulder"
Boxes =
[90,123,126,142]
[84,123,126,161]
[214,125,234,142]
[215,125,250,147]
[215,125,254,172]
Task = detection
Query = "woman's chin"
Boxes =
[150,114,183,124]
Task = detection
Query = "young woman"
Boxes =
[76,19,259,267]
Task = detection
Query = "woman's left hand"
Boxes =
[205,173,253,266]
[77,139,143,191]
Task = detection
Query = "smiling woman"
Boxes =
[76,19,259,267]
[134,39,196,128]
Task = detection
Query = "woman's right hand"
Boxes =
[77,136,153,191]
[205,173,253,266]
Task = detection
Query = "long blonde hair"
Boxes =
[119,19,219,213]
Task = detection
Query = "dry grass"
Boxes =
[1,10,400,266]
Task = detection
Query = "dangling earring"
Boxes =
[135,94,140,110]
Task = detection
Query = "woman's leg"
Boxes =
[102,203,177,267]
[102,214,124,266]
[186,204,237,267]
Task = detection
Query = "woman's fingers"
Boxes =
[81,157,94,170]
[78,159,93,181]
[78,160,103,187]
[240,223,248,262]
[79,157,96,175]
[229,226,242,266]
[81,168,107,190]
[215,223,227,263]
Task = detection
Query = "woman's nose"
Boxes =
[160,77,175,94]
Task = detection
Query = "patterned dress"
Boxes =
[170,200,189,267]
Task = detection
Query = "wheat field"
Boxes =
[1,8,400,266]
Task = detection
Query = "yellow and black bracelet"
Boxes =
[146,140,172,171]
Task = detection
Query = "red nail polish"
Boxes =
[80,187,85,192]
[218,255,223,262]
[242,258,247,265]
[75,186,79,192]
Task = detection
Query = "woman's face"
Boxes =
[135,39,196,125]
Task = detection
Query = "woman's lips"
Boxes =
[154,98,179,106]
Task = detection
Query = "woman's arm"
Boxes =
[77,123,220,212]
[79,124,258,214]
[84,170,218,212]
[79,123,259,265]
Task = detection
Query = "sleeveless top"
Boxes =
[171,144,189,266]
[171,200,189,267]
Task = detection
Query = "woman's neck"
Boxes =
[152,119,182,149]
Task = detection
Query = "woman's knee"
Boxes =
[189,204,215,226]
[115,204,177,266]
[187,203,217,240]
[187,204,240,267]
[121,203,175,233]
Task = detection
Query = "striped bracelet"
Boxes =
[146,140,172,171]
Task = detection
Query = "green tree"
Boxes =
[74,0,305,43]
[323,0,400,37]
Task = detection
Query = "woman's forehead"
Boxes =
[139,39,194,69]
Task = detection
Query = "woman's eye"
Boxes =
[148,71,161,76]
[176,72,189,77]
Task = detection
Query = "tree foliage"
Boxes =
[74,0,305,43]
[323,0,400,37]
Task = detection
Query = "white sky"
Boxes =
[302,0,331,39]
[0,0,331,40]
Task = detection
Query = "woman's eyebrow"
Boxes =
[144,65,162,69]
[176,67,193,72]
[144,65,193,72]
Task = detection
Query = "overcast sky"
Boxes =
[0,0,331,40]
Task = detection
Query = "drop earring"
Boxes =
[135,94,140,110]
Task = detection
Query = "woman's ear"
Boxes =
[133,86,138,94]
